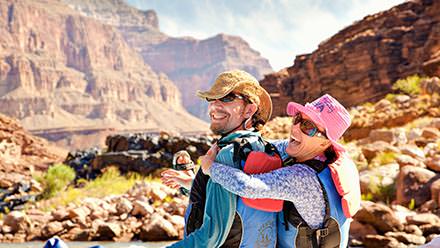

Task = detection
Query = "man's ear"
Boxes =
[244,103,258,118]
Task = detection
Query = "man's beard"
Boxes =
[210,123,228,135]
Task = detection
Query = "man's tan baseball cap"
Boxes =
[196,70,272,123]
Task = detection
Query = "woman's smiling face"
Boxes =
[286,112,331,162]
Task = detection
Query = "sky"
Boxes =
[127,0,405,71]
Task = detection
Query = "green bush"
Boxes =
[40,164,76,199]
[38,166,153,211]
[392,75,424,95]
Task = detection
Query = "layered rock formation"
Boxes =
[141,34,273,119]
[0,0,208,139]
[62,0,273,120]
[260,0,440,117]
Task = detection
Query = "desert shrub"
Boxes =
[37,167,155,211]
[392,75,425,95]
[39,164,76,199]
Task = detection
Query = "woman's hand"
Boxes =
[200,144,220,175]
[161,169,195,190]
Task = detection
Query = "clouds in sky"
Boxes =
[127,0,404,71]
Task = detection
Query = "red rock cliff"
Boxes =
[0,0,207,133]
[260,0,440,117]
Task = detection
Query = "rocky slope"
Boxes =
[260,0,440,117]
[262,78,440,247]
[0,113,65,213]
[0,0,208,139]
[62,0,273,120]
[0,182,187,243]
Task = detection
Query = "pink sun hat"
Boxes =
[286,94,351,152]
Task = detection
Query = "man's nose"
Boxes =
[208,101,222,111]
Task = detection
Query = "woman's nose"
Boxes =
[291,123,301,133]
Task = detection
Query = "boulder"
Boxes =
[115,197,133,215]
[407,213,440,226]
[425,234,440,244]
[150,185,168,202]
[90,208,109,221]
[41,221,64,238]
[407,128,423,142]
[395,154,425,168]
[422,127,440,140]
[431,179,440,205]
[420,200,438,212]
[391,204,415,225]
[68,206,91,223]
[374,99,392,112]
[361,141,400,161]
[67,227,91,241]
[363,234,406,248]
[399,145,426,161]
[52,209,70,222]
[404,225,423,236]
[353,201,403,233]
[139,213,179,241]
[349,220,377,241]
[384,231,425,245]
[427,156,440,172]
[3,211,30,233]
[420,224,440,236]
[369,129,407,145]
[431,118,440,129]
[395,166,437,207]
[96,222,122,240]
[132,200,154,216]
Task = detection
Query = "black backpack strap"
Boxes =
[283,201,311,231]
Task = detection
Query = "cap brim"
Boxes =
[287,102,346,152]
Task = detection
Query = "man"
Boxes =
[165,70,277,247]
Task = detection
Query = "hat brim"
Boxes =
[255,86,272,123]
[196,87,234,100]
[286,102,345,152]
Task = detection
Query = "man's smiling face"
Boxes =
[207,93,248,135]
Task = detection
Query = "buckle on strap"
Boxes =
[316,228,329,239]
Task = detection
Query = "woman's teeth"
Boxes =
[290,136,300,144]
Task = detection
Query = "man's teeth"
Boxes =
[212,114,226,120]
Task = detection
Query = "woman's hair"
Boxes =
[324,146,338,164]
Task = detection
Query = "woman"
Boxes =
[200,94,360,248]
